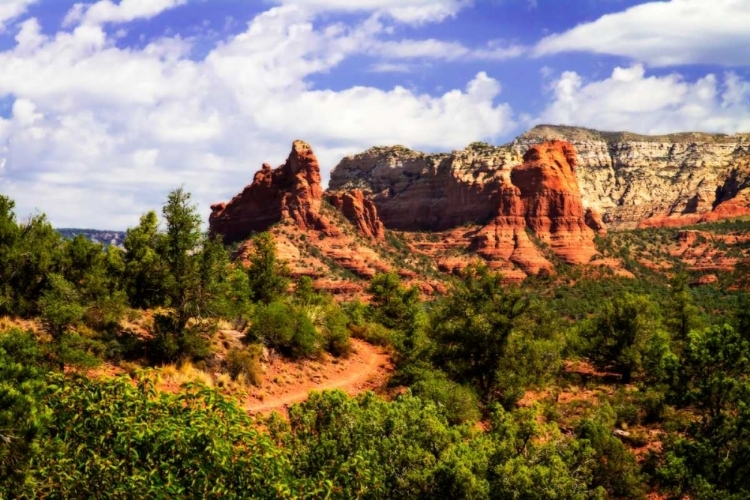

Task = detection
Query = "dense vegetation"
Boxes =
[1,191,750,499]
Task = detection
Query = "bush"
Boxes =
[349,321,393,347]
[411,369,481,425]
[319,306,352,357]
[149,313,212,364]
[249,302,322,359]
[225,345,263,386]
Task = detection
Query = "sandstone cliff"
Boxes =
[210,140,334,244]
[209,141,394,291]
[331,140,602,276]
[513,125,750,229]
[326,189,385,240]
[329,142,518,231]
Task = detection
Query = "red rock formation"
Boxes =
[210,140,336,243]
[326,189,386,240]
[638,192,750,228]
[470,171,552,275]
[585,207,607,236]
[471,141,601,273]
[690,274,719,287]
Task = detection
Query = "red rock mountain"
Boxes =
[471,141,601,274]
[210,139,607,293]
[210,140,336,244]
[326,189,385,240]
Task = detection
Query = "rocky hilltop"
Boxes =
[332,126,750,232]
[211,139,604,291]
[329,143,517,231]
[209,127,750,295]
[210,140,334,244]
[514,125,750,229]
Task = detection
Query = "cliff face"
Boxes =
[210,141,397,292]
[329,143,519,231]
[326,189,385,240]
[210,140,334,244]
[332,126,750,233]
[470,141,599,273]
[513,125,750,229]
[331,140,602,276]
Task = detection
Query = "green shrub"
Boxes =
[411,370,481,425]
[320,306,352,358]
[349,321,393,347]
[249,302,322,359]
[225,345,263,386]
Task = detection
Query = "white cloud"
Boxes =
[271,0,472,24]
[64,0,187,27]
[536,64,750,134]
[0,5,514,229]
[534,0,750,67]
[371,38,525,61]
[369,62,412,73]
[0,0,37,31]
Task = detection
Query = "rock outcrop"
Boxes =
[513,125,750,229]
[326,190,385,240]
[330,143,519,231]
[470,141,599,272]
[210,141,395,295]
[331,140,601,276]
[210,140,335,244]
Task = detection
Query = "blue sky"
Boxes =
[0,0,748,228]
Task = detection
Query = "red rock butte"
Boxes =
[210,139,606,283]
[471,140,604,274]
[210,140,336,244]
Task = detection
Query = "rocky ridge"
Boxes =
[211,139,604,292]
[513,125,750,229]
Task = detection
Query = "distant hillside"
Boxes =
[58,228,126,247]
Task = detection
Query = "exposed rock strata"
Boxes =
[513,125,750,229]
[210,140,335,244]
[210,141,391,291]
[332,140,601,274]
[326,190,385,240]
[330,143,519,231]
[470,141,599,271]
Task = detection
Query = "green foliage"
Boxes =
[271,390,488,500]
[149,313,212,364]
[39,274,85,340]
[0,329,49,490]
[26,375,306,499]
[655,324,750,498]
[225,345,263,386]
[430,264,531,402]
[410,369,481,425]
[246,232,290,305]
[580,293,673,383]
[367,271,420,333]
[122,211,167,308]
[0,196,62,317]
[664,274,705,345]
[249,301,322,359]
[575,419,646,498]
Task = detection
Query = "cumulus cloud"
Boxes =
[536,64,750,134]
[63,0,187,27]
[0,0,37,31]
[0,4,514,228]
[534,0,750,67]
[535,0,750,66]
[370,38,525,61]
[271,0,472,24]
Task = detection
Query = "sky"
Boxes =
[0,0,749,229]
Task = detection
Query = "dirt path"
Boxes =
[244,338,391,415]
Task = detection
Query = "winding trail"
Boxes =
[243,339,391,415]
